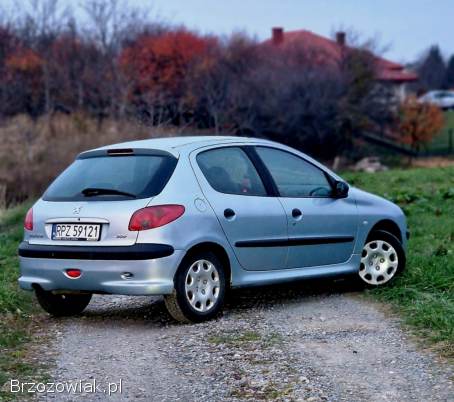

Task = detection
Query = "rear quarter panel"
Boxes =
[136,152,243,283]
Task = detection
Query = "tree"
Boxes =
[398,96,444,153]
[445,55,454,89]
[48,28,106,115]
[0,26,19,117]
[417,46,446,90]
[15,0,70,114]
[4,46,44,117]
[188,33,274,135]
[119,29,215,125]
[186,44,229,133]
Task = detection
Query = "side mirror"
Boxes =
[334,181,349,198]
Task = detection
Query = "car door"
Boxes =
[191,145,288,271]
[255,146,358,269]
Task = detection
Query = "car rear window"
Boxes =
[43,153,177,201]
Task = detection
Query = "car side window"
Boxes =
[197,147,267,196]
[256,147,332,197]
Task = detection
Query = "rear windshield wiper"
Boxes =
[81,188,137,198]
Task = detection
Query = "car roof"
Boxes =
[92,135,276,156]
[80,135,344,182]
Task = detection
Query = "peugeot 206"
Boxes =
[18,136,408,322]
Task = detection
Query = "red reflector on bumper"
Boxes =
[65,269,81,278]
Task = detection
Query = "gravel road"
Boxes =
[36,279,453,401]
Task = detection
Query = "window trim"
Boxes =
[252,145,336,199]
[241,146,279,196]
[195,146,273,197]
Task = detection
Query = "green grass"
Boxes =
[427,110,454,154]
[0,203,42,397]
[344,167,454,356]
[0,166,453,383]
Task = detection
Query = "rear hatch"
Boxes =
[26,148,177,247]
[30,199,151,246]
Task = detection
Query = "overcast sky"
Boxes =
[142,0,454,63]
[2,0,453,63]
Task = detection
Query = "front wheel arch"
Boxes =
[368,219,403,243]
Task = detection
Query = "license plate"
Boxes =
[52,224,101,241]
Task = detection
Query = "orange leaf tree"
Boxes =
[119,30,215,103]
[398,96,444,152]
[4,47,44,116]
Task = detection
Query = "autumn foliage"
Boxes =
[398,96,444,152]
[5,48,42,73]
[120,30,215,97]
[0,2,410,163]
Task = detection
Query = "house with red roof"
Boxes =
[265,27,418,100]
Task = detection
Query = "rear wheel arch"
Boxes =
[165,244,228,322]
[368,219,402,243]
[181,242,232,288]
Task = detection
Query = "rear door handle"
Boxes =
[224,208,236,219]
[292,208,303,219]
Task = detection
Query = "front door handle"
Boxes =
[291,208,303,219]
[224,208,236,219]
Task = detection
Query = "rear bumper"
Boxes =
[18,242,183,295]
[18,242,174,260]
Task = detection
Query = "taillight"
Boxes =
[128,205,185,231]
[24,208,33,231]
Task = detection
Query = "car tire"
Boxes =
[35,287,92,317]
[164,251,226,323]
[357,230,406,287]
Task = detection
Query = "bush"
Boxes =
[398,96,444,152]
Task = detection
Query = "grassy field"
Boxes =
[0,165,453,384]
[0,203,42,396]
[345,167,454,356]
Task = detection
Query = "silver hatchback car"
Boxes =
[18,136,408,322]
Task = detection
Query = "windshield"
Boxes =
[43,154,177,201]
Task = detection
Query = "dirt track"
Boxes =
[36,280,453,401]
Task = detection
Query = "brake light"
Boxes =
[24,208,33,231]
[128,205,185,231]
